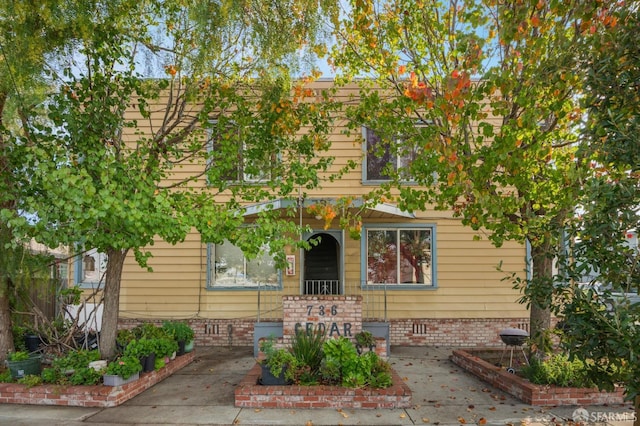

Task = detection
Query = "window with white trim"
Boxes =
[75,248,108,287]
[363,126,422,182]
[206,242,280,289]
[365,226,434,286]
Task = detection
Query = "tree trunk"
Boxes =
[529,242,553,352]
[0,278,15,363]
[634,395,639,426]
[99,247,128,359]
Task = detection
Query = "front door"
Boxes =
[303,232,342,295]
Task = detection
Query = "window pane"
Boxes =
[80,249,107,285]
[365,127,393,180]
[367,230,397,284]
[211,242,279,288]
[246,251,278,286]
[399,229,432,284]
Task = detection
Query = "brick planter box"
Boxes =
[234,363,412,409]
[0,351,195,408]
[450,349,625,406]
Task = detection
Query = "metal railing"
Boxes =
[304,280,340,295]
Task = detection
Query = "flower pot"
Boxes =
[177,340,186,356]
[7,355,41,379]
[103,372,140,386]
[184,340,194,353]
[23,334,43,353]
[259,364,290,385]
[143,353,156,372]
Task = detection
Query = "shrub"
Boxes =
[319,337,392,389]
[162,321,194,343]
[17,374,42,388]
[291,327,325,373]
[8,351,30,361]
[259,336,298,382]
[50,349,102,385]
[106,355,142,379]
[522,354,596,388]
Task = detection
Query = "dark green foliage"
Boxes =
[162,321,194,343]
[521,354,596,388]
[50,349,102,385]
[290,327,325,372]
[318,337,392,389]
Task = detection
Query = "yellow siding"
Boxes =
[105,80,528,321]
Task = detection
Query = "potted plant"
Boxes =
[162,321,194,355]
[154,337,179,362]
[103,355,142,386]
[123,338,156,372]
[6,351,41,379]
[258,336,297,385]
[354,330,376,355]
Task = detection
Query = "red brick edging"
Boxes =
[450,349,625,406]
[0,351,195,408]
[234,363,412,409]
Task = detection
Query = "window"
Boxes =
[207,121,274,183]
[75,248,108,287]
[363,126,421,182]
[365,226,434,286]
[206,242,281,289]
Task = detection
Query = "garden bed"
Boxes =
[450,348,625,406]
[234,363,412,409]
[0,351,195,408]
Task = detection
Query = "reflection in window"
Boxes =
[366,228,433,286]
[77,249,108,285]
[363,126,421,181]
[207,242,280,289]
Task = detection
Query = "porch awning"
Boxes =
[241,198,415,219]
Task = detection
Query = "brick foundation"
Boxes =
[450,349,626,406]
[0,351,195,408]
[234,363,412,409]
[120,317,530,348]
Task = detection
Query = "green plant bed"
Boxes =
[257,332,393,389]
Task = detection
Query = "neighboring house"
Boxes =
[72,80,529,348]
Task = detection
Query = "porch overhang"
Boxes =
[241,198,415,220]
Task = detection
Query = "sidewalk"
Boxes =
[0,346,635,425]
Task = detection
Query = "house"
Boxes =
[70,80,529,350]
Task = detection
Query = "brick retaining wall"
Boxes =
[0,351,195,408]
[450,349,625,406]
[234,363,412,409]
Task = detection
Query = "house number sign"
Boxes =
[293,303,353,338]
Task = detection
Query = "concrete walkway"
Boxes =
[0,346,635,425]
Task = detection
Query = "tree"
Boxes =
[0,0,106,362]
[553,2,640,414]
[330,0,605,346]
[7,0,341,359]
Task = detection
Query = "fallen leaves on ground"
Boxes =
[422,417,430,423]
[458,416,467,423]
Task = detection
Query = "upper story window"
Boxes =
[364,225,435,287]
[75,248,108,288]
[207,121,274,183]
[206,241,281,290]
[363,126,422,182]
